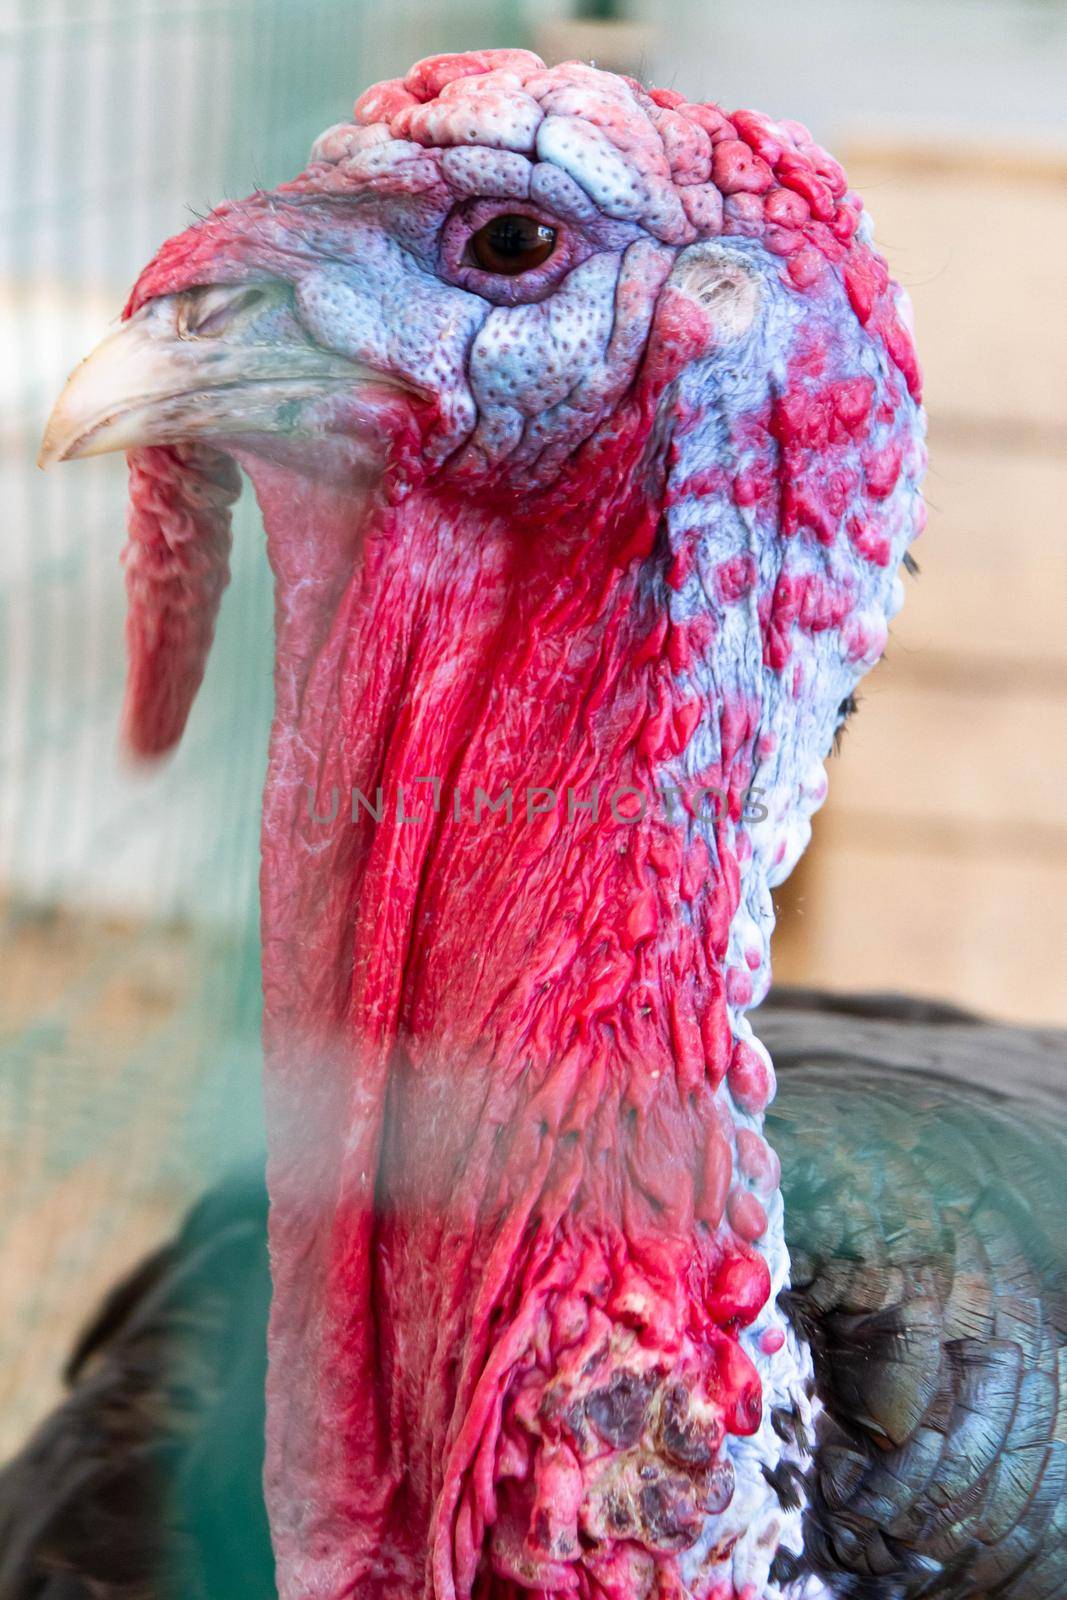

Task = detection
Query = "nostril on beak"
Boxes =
[176,284,271,341]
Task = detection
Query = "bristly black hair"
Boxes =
[833,692,858,753]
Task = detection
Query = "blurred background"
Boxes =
[2,0,1066,1452]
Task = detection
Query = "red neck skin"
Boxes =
[243,439,790,1600]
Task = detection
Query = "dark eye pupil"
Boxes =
[471,214,557,276]
[489,218,540,256]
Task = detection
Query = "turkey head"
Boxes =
[41,49,925,1600]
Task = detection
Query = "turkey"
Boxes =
[7,46,1063,1600]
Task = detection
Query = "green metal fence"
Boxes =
[0,0,526,1453]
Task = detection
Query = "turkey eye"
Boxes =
[470,214,557,276]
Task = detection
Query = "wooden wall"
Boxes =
[774,147,1067,1025]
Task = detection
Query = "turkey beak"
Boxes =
[38,283,372,468]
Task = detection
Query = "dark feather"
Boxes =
[0,1178,272,1600]
[765,990,1067,1597]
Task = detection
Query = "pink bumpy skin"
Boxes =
[113,48,924,1600]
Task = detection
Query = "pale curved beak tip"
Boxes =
[36,412,107,469]
[36,417,72,470]
[36,314,165,469]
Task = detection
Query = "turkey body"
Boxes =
[1,991,1064,1600]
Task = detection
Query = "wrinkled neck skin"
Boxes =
[240,432,818,1600]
